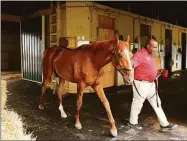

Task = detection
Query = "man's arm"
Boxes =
[131,53,141,68]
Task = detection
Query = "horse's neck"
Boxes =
[94,41,113,69]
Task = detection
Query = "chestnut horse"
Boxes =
[39,35,133,137]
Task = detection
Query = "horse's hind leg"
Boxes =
[57,79,67,118]
[91,83,117,137]
[39,78,51,110]
[75,82,86,130]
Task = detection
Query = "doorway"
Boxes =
[165,29,172,73]
[1,21,21,71]
[181,32,186,70]
[140,24,151,47]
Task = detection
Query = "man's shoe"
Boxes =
[127,122,142,130]
[160,123,178,132]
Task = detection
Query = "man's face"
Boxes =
[146,39,158,55]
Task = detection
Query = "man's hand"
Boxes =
[156,69,163,78]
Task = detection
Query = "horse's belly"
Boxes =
[78,69,103,86]
[54,57,75,82]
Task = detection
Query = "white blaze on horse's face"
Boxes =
[113,40,134,84]
[123,49,133,70]
[121,46,134,83]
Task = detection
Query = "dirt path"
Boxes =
[3,71,187,140]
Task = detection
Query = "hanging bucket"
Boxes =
[162,69,168,78]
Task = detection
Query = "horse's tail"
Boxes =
[42,47,62,83]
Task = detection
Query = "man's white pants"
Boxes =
[129,80,169,127]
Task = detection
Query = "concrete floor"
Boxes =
[4,70,187,140]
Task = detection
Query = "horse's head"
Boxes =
[111,35,134,85]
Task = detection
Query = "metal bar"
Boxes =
[25,26,28,79]
[21,26,24,79]
[31,28,34,81]
[33,29,36,81]
[20,22,23,79]
[36,31,39,81]
[23,78,42,84]
[37,31,41,82]
[29,27,32,80]
[28,30,31,79]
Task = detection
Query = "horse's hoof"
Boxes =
[110,129,117,137]
[75,123,82,130]
[61,113,67,118]
[39,104,44,110]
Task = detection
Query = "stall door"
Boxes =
[21,17,42,82]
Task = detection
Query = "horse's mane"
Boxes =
[86,40,111,51]
[53,40,112,51]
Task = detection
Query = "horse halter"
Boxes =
[112,44,132,72]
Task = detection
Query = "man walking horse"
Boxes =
[127,35,177,132]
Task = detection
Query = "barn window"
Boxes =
[98,15,115,30]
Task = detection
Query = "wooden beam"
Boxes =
[27,8,51,19]
[1,14,22,22]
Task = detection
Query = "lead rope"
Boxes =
[155,78,159,108]
[132,81,145,99]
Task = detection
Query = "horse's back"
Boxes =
[54,45,101,84]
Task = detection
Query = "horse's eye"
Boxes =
[119,54,123,58]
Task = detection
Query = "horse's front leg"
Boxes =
[91,83,117,137]
[57,79,67,118]
[75,82,86,130]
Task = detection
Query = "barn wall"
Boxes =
[152,22,161,42]
[59,4,67,37]
[115,13,133,42]
[151,22,165,68]
[65,2,91,40]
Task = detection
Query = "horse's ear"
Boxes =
[114,34,119,45]
[125,35,130,43]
